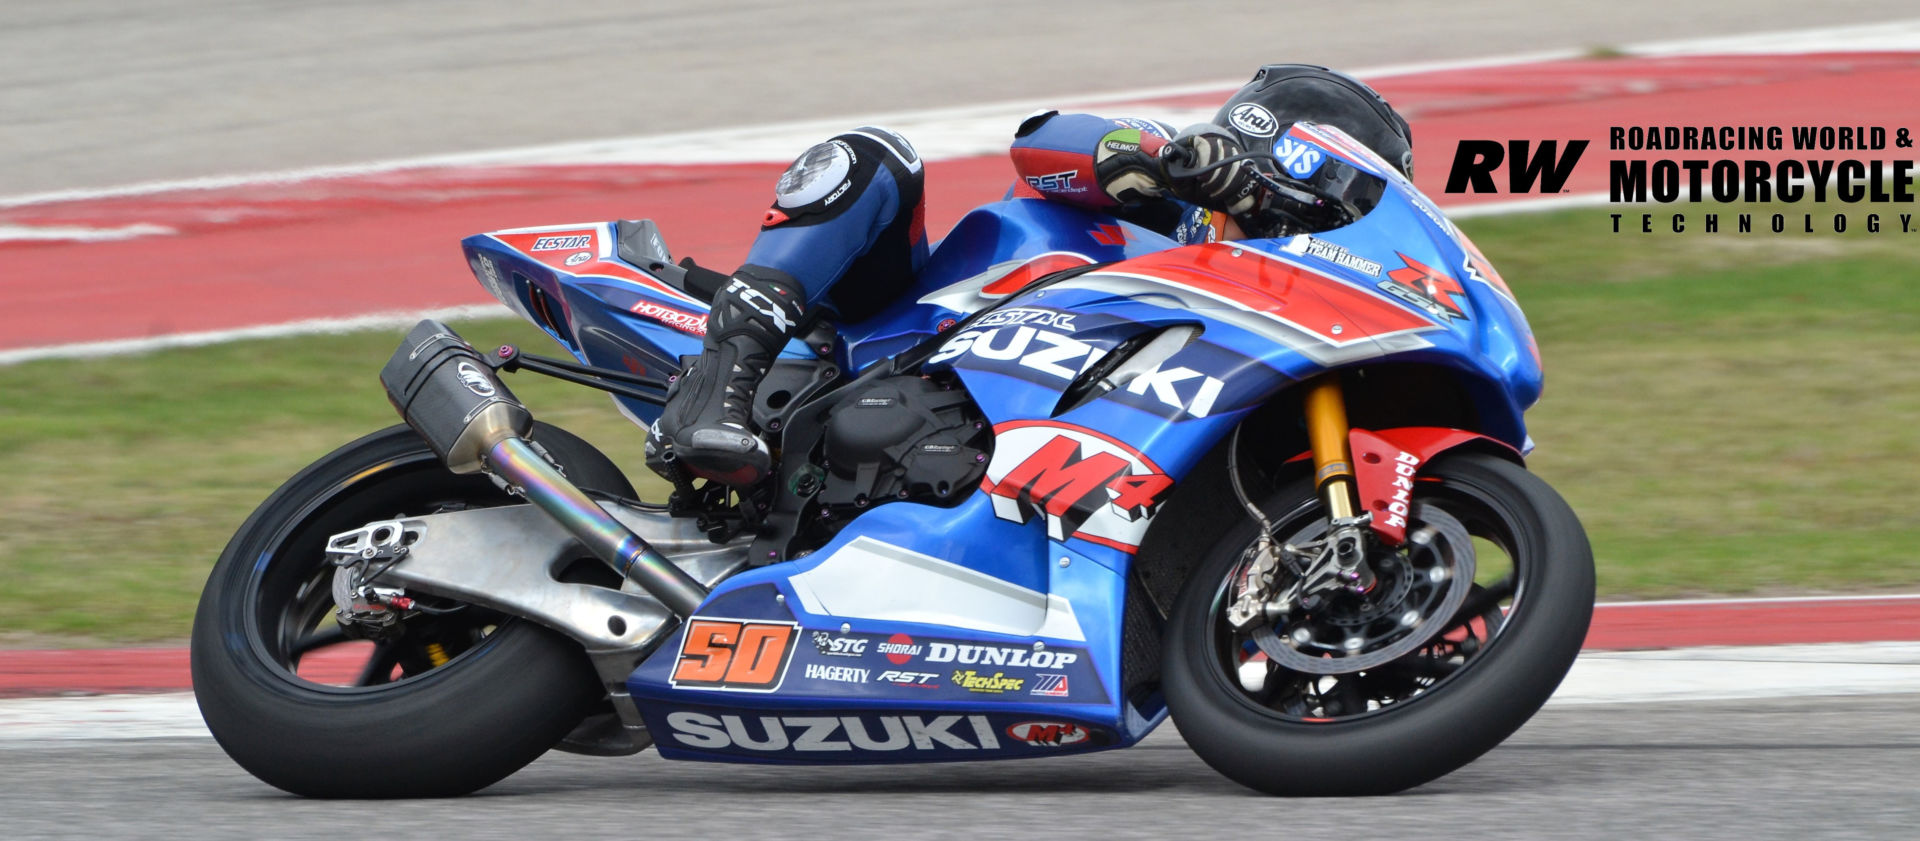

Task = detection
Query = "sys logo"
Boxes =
[1273,137,1326,179]
[1444,140,1589,194]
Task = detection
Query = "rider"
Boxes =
[649,64,1415,488]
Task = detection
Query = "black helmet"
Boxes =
[1214,64,1414,178]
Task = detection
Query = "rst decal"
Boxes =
[669,619,799,692]
[1005,721,1091,747]
[531,234,592,251]
[877,669,940,688]
[982,422,1173,551]
[1023,169,1079,192]
[931,324,1224,419]
[666,713,1002,753]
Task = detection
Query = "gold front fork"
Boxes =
[1304,373,1377,591]
[1303,374,1360,520]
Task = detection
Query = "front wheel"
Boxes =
[190,423,631,798]
[1163,452,1594,795]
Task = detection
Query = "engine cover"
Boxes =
[816,375,990,510]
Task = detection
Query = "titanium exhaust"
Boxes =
[379,319,708,616]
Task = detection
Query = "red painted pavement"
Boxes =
[4,52,1916,351]
[4,597,1920,696]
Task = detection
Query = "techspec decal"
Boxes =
[982,421,1172,552]
[950,670,1024,694]
[670,618,799,693]
[531,234,592,251]
[1378,253,1469,322]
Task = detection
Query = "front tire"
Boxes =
[190,423,631,798]
[1163,452,1594,795]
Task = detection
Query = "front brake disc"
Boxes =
[1250,503,1474,675]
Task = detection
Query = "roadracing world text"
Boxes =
[1604,124,1916,235]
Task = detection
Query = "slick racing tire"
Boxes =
[191,423,631,798]
[1163,452,1594,796]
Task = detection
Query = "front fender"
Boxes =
[1344,426,1521,545]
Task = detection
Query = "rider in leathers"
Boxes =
[649,64,1415,488]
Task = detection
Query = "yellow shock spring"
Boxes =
[425,642,450,667]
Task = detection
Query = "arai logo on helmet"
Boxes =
[1227,103,1279,137]
[455,361,496,397]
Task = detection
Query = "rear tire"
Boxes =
[1163,452,1593,795]
[190,423,631,798]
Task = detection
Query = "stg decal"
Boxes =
[670,619,799,693]
[1378,254,1469,322]
[981,421,1173,552]
[811,632,867,658]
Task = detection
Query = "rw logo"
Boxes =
[1443,140,1589,194]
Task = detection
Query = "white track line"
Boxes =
[5,641,1917,742]
[0,304,511,366]
[3,18,1915,211]
[3,18,1916,366]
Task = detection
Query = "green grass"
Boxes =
[2,204,1916,642]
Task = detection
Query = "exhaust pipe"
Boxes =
[379,320,708,616]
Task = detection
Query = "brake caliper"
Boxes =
[325,520,418,640]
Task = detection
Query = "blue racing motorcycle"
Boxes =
[191,122,1594,797]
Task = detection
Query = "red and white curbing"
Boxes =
[5,595,1920,741]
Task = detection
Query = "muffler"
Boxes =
[379,319,708,616]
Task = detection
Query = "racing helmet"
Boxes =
[1215,64,1414,178]
[1210,64,1414,237]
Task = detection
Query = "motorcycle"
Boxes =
[190,121,1593,798]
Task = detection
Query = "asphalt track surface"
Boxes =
[6,0,1920,193]
[3,695,1917,841]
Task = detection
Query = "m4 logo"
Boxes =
[983,422,1173,552]
[670,619,799,692]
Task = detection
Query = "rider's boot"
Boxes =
[648,268,806,488]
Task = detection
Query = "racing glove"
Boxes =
[1159,125,1264,217]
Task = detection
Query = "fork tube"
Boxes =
[1303,375,1360,521]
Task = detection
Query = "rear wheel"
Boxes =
[190,423,631,798]
[1163,452,1593,795]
